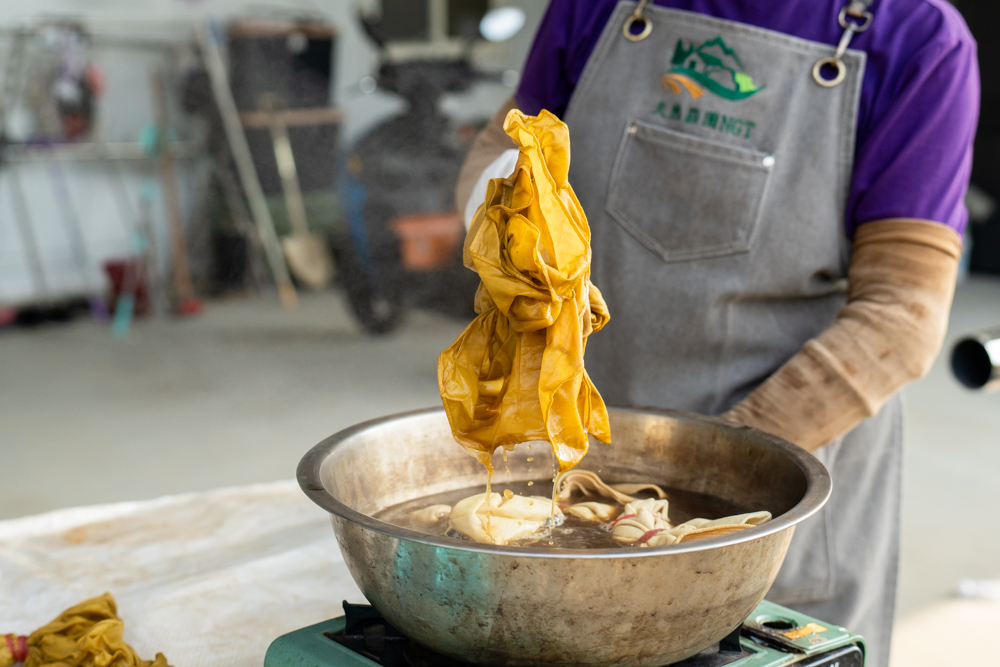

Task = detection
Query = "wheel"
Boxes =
[340,240,405,335]
[337,180,406,335]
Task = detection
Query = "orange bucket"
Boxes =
[391,213,464,271]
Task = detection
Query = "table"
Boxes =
[0,481,365,666]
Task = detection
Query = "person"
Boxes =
[454,1,979,665]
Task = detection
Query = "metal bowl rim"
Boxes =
[298,406,831,559]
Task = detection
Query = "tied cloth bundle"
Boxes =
[0,594,169,667]
[438,109,610,473]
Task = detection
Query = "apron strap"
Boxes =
[813,0,876,87]
[619,0,875,85]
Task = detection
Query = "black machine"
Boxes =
[338,8,517,334]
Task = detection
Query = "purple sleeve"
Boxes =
[849,12,979,237]
[516,0,618,118]
[516,0,575,117]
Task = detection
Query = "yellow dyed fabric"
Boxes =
[1,594,171,667]
[438,109,610,472]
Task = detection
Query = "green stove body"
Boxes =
[264,599,865,667]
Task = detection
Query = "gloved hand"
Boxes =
[723,219,962,452]
[439,110,610,473]
[455,96,520,226]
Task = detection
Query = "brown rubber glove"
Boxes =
[722,219,962,452]
[455,95,519,213]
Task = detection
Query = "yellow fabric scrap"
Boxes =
[438,109,610,472]
[0,594,170,667]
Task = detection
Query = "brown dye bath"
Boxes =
[375,479,752,549]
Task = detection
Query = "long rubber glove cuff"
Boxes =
[722,219,962,452]
[455,96,519,221]
[464,149,519,229]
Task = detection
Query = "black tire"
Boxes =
[339,234,406,335]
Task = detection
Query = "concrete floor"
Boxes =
[2,278,998,622]
[894,277,1000,615]
[0,293,466,521]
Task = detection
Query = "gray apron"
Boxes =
[563,4,900,666]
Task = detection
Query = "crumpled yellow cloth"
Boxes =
[0,594,170,667]
[438,109,610,472]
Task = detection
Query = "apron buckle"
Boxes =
[839,2,874,32]
[813,0,874,88]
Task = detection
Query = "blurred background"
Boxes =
[0,1,996,666]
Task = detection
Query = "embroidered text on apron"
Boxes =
[563,4,899,666]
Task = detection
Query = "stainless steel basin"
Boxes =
[298,407,830,667]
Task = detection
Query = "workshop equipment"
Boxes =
[6,167,50,303]
[297,407,831,667]
[106,165,165,318]
[262,94,335,289]
[390,212,463,271]
[197,21,298,309]
[265,599,865,667]
[149,69,202,316]
[106,232,148,339]
[227,19,339,195]
[0,24,210,315]
[0,33,50,311]
[951,326,1000,391]
[0,26,116,321]
[46,161,110,322]
[104,255,147,321]
[1,29,108,321]
[341,9,518,334]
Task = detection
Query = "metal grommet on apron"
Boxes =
[622,0,653,42]
[813,0,874,87]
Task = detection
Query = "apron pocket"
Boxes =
[606,120,773,263]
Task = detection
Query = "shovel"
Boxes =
[263,97,335,290]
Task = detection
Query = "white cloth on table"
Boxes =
[448,492,557,545]
[0,481,364,667]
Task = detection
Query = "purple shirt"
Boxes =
[516,0,979,236]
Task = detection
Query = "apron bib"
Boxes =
[563,4,899,666]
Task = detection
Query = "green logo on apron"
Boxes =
[663,37,764,101]
[652,102,757,139]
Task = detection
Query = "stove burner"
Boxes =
[329,603,470,666]
[671,626,751,667]
[265,600,866,667]
[329,603,752,667]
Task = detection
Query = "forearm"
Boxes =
[723,219,962,452]
[455,96,519,215]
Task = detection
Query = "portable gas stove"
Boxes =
[265,599,865,667]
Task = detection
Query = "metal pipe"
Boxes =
[951,327,1000,391]
[2,141,202,162]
